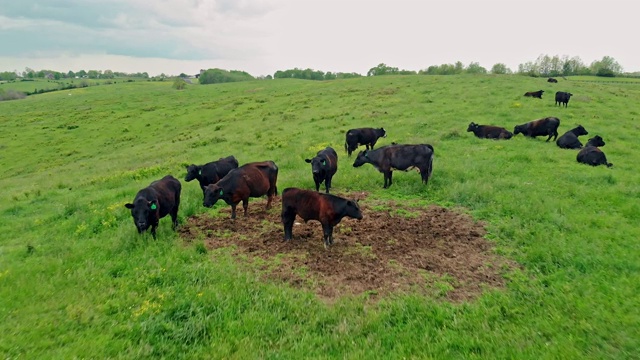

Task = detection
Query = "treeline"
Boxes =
[273,68,362,80]
[198,69,254,84]
[517,55,623,77]
[0,68,150,81]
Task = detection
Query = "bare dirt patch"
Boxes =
[179,193,516,302]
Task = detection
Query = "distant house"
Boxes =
[45,73,55,80]
[195,69,205,79]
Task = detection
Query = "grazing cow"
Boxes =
[513,117,560,142]
[305,147,338,193]
[577,136,612,167]
[548,78,558,83]
[281,188,363,248]
[524,90,544,98]
[555,91,573,107]
[185,156,238,197]
[556,125,589,149]
[467,122,513,140]
[202,161,278,219]
[344,127,387,157]
[353,144,434,188]
[124,175,181,239]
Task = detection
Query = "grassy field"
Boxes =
[0,77,144,94]
[1,74,639,358]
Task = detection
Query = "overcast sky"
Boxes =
[1,0,638,77]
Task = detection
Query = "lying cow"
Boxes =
[467,122,513,139]
[124,175,181,239]
[524,90,544,98]
[185,155,238,197]
[555,91,573,107]
[513,117,560,142]
[203,161,278,218]
[556,125,588,149]
[281,187,363,248]
[344,127,387,157]
[353,144,434,188]
[548,78,558,83]
[577,135,612,167]
[305,147,338,193]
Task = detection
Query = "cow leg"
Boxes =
[325,176,331,193]
[150,225,157,240]
[230,203,237,219]
[266,193,273,210]
[322,224,333,249]
[242,199,249,217]
[388,171,393,187]
[281,207,296,241]
[314,179,321,192]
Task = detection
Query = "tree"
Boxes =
[67,70,76,78]
[466,62,487,74]
[77,70,87,78]
[367,63,399,76]
[102,70,114,79]
[590,56,623,77]
[87,70,99,79]
[490,63,511,74]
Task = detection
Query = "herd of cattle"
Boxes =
[124,78,611,247]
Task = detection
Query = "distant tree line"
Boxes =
[516,55,623,77]
[2,68,151,80]
[273,68,362,80]
[198,68,255,84]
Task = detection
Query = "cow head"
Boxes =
[575,125,588,136]
[124,198,158,233]
[513,124,524,135]
[305,156,327,175]
[184,164,201,182]
[586,135,605,147]
[352,150,370,167]
[379,128,387,138]
[203,184,224,207]
[345,199,364,220]
[467,122,478,132]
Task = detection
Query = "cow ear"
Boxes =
[124,203,134,209]
[305,159,312,163]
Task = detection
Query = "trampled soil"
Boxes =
[179,193,515,302]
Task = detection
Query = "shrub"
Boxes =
[0,89,27,101]
[173,78,187,90]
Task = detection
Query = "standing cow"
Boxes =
[185,155,238,197]
[344,127,387,157]
[305,147,338,193]
[124,175,181,239]
[281,188,363,248]
[467,122,513,139]
[513,117,560,142]
[203,161,278,219]
[524,90,544,98]
[555,92,573,107]
[577,136,613,167]
[556,125,588,149]
[353,144,434,188]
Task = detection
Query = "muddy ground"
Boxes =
[179,193,515,302]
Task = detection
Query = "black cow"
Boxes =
[203,161,278,219]
[353,144,434,188]
[305,147,338,193]
[344,127,387,157]
[577,136,612,167]
[556,125,589,149]
[281,188,363,248]
[467,122,513,140]
[555,91,573,107]
[513,117,560,142]
[524,90,544,98]
[548,78,558,83]
[124,175,181,239]
[185,156,238,197]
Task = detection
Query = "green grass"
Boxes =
[0,77,143,93]
[1,74,639,358]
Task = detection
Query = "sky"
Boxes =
[0,0,638,77]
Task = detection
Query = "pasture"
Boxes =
[1,74,639,358]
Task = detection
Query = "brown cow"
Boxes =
[281,188,363,248]
[513,117,560,142]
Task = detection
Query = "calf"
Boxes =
[203,161,278,219]
[305,147,338,193]
[513,117,560,142]
[124,175,181,239]
[281,188,363,248]
[555,91,573,107]
[185,155,238,197]
[577,135,612,167]
[548,78,558,83]
[524,90,544,98]
[467,122,513,139]
[353,144,434,188]
[556,125,588,149]
[344,127,387,157]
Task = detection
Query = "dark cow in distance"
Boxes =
[124,175,181,239]
[467,122,513,140]
[305,147,338,193]
[185,156,238,197]
[353,144,434,188]
[203,161,278,219]
[524,90,544,98]
[577,135,612,167]
[513,117,560,142]
[555,91,573,107]
[281,188,363,248]
[344,127,387,157]
[556,125,588,149]
[548,78,558,83]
